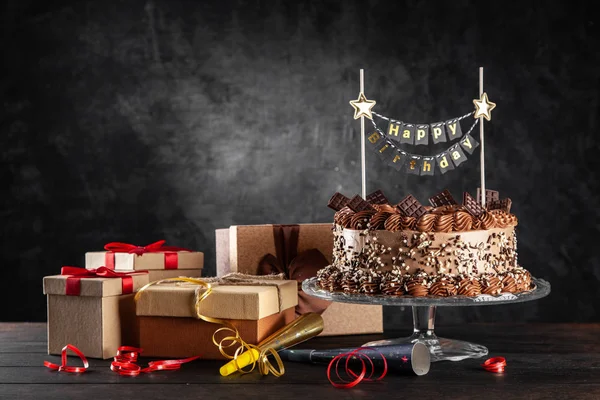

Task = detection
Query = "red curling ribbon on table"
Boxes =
[110,346,200,376]
[257,225,332,316]
[103,240,190,270]
[482,356,507,373]
[61,266,139,296]
[44,344,89,373]
[327,347,388,388]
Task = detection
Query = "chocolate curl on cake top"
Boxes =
[429,189,458,207]
[347,195,375,212]
[396,194,428,219]
[462,192,485,217]
[327,192,351,211]
[366,189,389,205]
[477,188,500,206]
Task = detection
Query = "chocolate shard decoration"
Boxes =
[328,192,351,211]
[488,198,512,213]
[366,190,389,205]
[463,192,485,217]
[396,194,427,219]
[429,189,458,207]
[347,195,375,212]
[476,188,500,205]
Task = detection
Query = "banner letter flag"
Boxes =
[367,131,384,149]
[406,156,421,175]
[375,141,394,161]
[430,122,447,144]
[449,145,468,167]
[459,133,479,154]
[420,157,435,176]
[387,149,407,171]
[415,125,429,146]
[445,119,463,141]
[436,151,455,174]
[387,121,403,139]
[400,124,415,145]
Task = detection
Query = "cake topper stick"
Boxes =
[349,69,376,198]
[478,67,486,207]
[360,69,367,198]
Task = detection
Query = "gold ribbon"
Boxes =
[134,276,285,377]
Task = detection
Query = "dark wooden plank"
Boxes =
[1,383,600,400]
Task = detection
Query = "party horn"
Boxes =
[279,342,431,376]
[219,312,324,376]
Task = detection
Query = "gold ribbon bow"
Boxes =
[134,275,285,377]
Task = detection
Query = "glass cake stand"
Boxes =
[302,277,551,362]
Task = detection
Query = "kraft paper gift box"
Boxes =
[85,241,204,279]
[215,224,383,336]
[43,268,149,359]
[135,277,297,359]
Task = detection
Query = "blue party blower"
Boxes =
[279,342,431,376]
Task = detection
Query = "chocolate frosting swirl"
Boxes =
[457,277,482,296]
[335,206,355,227]
[481,276,502,295]
[349,210,375,230]
[478,211,497,230]
[416,213,437,232]
[429,278,457,297]
[471,215,482,230]
[384,214,404,232]
[434,214,454,233]
[373,204,397,214]
[370,212,392,230]
[501,274,517,293]
[513,269,532,292]
[453,211,473,232]
[405,279,429,297]
[399,215,417,230]
[490,210,508,228]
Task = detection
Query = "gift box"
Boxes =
[85,240,204,273]
[135,275,298,359]
[215,224,383,336]
[43,267,149,359]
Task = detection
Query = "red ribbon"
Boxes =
[110,346,200,376]
[44,344,89,373]
[327,347,388,388]
[482,357,507,373]
[103,240,189,270]
[61,266,140,296]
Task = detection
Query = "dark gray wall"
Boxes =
[2,0,599,325]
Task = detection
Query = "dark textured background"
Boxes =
[1,0,599,325]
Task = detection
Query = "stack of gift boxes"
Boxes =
[43,225,383,360]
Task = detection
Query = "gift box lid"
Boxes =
[85,251,204,271]
[135,279,298,320]
[43,272,149,297]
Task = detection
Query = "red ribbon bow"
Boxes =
[61,266,141,296]
[104,240,189,255]
[257,225,332,316]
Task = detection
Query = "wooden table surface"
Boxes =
[1,322,599,399]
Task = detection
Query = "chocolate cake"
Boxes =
[317,189,533,297]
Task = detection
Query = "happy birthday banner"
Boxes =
[366,111,480,176]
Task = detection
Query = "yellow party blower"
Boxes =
[219,312,324,376]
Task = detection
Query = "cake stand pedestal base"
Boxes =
[362,306,488,362]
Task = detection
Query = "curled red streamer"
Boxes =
[327,347,387,388]
[110,346,200,376]
[44,344,89,373]
[482,356,507,373]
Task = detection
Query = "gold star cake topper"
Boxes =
[473,92,496,121]
[349,92,376,120]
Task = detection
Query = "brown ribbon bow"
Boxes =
[257,225,332,316]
